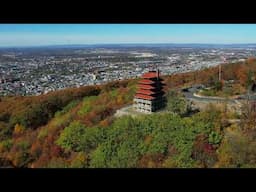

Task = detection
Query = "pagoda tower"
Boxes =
[133,70,166,113]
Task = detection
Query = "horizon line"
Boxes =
[1,42,256,48]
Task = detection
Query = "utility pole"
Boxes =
[219,64,221,81]
[219,56,226,81]
[246,87,251,120]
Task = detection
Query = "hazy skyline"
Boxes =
[1,24,256,47]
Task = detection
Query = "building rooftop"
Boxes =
[141,71,159,79]
[134,94,155,100]
[136,89,156,95]
[139,79,155,84]
[138,84,157,90]
[134,70,165,102]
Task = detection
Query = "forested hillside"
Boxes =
[1,58,256,168]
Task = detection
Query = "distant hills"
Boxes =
[2,43,256,50]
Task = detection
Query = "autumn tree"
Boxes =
[56,121,86,152]
[13,124,25,135]
[166,90,192,116]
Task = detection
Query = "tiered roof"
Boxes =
[134,94,155,100]
[139,79,155,84]
[138,84,156,90]
[134,70,164,101]
[136,89,155,95]
[141,72,159,79]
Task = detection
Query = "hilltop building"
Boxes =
[133,70,166,113]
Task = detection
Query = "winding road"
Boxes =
[182,85,256,104]
[115,85,256,118]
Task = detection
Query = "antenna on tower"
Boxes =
[156,68,160,79]
[219,56,226,81]
[219,65,221,81]
[155,63,159,79]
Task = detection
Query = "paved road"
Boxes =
[181,85,256,104]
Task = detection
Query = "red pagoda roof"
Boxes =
[139,79,155,84]
[142,72,159,79]
[134,70,165,101]
[136,89,155,95]
[138,84,156,90]
[134,94,155,100]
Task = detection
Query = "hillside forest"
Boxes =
[0,58,256,168]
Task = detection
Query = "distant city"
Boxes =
[0,44,255,96]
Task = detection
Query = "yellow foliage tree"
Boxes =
[99,119,110,127]
[13,124,25,135]
[70,152,88,168]
[117,95,124,105]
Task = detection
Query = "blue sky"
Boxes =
[0,24,256,47]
